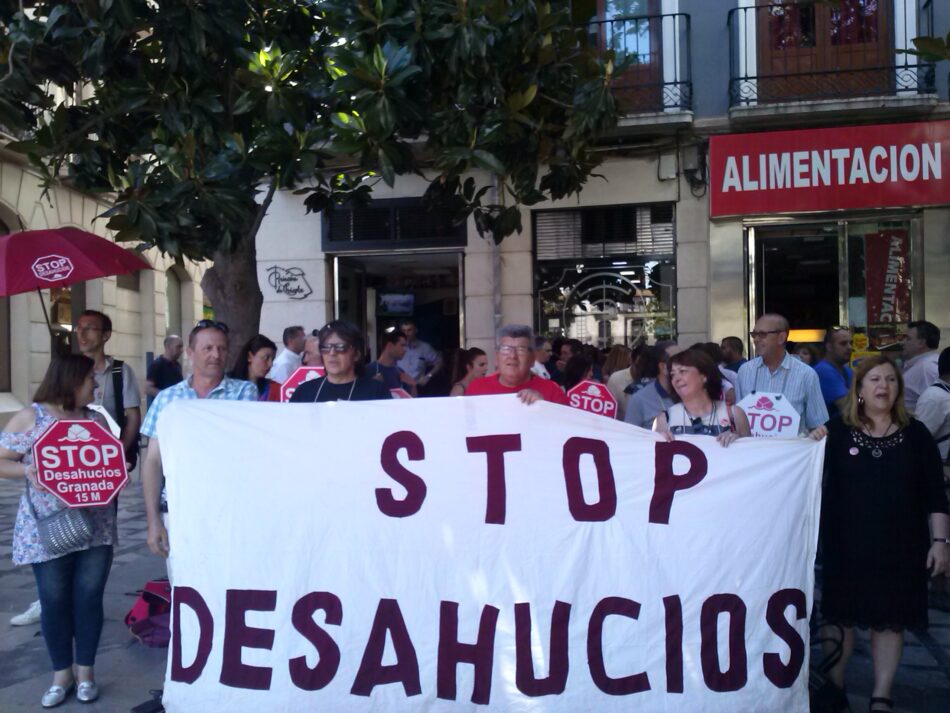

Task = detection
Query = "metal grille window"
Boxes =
[534,203,675,260]
[323,199,466,251]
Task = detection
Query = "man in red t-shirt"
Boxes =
[466,325,569,405]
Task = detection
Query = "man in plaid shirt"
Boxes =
[141,320,256,566]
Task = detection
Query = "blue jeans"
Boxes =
[32,545,114,670]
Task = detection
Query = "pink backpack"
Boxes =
[125,579,171,647]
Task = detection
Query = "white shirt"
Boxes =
[903,351,940,413]
[269,348,302,383]
[396,339,438,380]
[915,380,950,461]
[530,361,551,379]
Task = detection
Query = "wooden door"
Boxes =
[827,0,892,95]
[756,0,893,102]
[598,0,663,112]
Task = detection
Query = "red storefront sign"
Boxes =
[710,121,950,217]
[31,420,128,507]
[864,230,910,325]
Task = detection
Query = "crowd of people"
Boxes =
[0,309,949,711]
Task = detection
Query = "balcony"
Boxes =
[582,13,692,127]
[727,0,937,121]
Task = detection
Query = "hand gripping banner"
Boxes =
[157,396,824,712]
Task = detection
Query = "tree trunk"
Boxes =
[201,232,263,368]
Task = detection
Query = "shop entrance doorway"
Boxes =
[748,217,923,354]
[331,251,463,362]
[752,223,842,334]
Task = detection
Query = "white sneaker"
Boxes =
[10,599,42,626]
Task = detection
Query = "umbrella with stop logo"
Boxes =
[0,227,151,337]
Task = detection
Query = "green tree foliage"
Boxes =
[0,0,617,345]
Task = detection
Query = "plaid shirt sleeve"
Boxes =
[802,368,830,430]
[236,381,259,401]
[140,389,171,438]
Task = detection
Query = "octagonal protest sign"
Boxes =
[32,254,74,282]
[567,380,618,419]
[280,366,326,402]
[31,420,128,508]
[736,392,801,439]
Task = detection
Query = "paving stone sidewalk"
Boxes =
[0,473,166,712]
[0,474,948,711]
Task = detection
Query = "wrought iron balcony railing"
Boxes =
[582,13,692,115]
[727,0,935,107]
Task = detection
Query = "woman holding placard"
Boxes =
[820,355,950,713]
[653,348,750,447]
[0,354,117,706]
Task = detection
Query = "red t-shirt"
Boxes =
[465,373,569,405]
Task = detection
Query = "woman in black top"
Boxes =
[820,355,949,712]
[289,321,389,403]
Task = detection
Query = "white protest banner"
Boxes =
[158,396,824,712]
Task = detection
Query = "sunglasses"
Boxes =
[749,330,783,339]
[319,342,352,354]
[194,319,229,333]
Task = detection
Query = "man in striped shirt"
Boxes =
[736,314,829,438]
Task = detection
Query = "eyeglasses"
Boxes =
[498,345,532,356]
[319,342,352,354]
[749,330,783,339]
[195,319,229,333]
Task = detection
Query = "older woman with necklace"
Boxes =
[820,356,950,713]
[289,320,390,403]
[653,348,750,446]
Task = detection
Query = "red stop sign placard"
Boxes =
[567,380,618,419]
[280,366,326,402]
[31,419,128,508]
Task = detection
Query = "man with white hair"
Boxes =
[466,325,567,405]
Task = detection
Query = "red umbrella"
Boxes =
[0,227,151,333]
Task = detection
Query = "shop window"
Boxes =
[49,284,84,355]
[846,220,913,351]
[534,203,676,346]
[323,198,467,251]
[165,269,182,335]
[751,218,917,353]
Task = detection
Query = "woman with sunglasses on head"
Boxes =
[289,320,390,402]
[818,355,949,713]
[229,335,282,402]
[653,348,751,447]
[0,355,118,707]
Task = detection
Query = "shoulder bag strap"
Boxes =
[111,359,126,432]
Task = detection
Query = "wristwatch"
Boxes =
[934,538,950,544]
